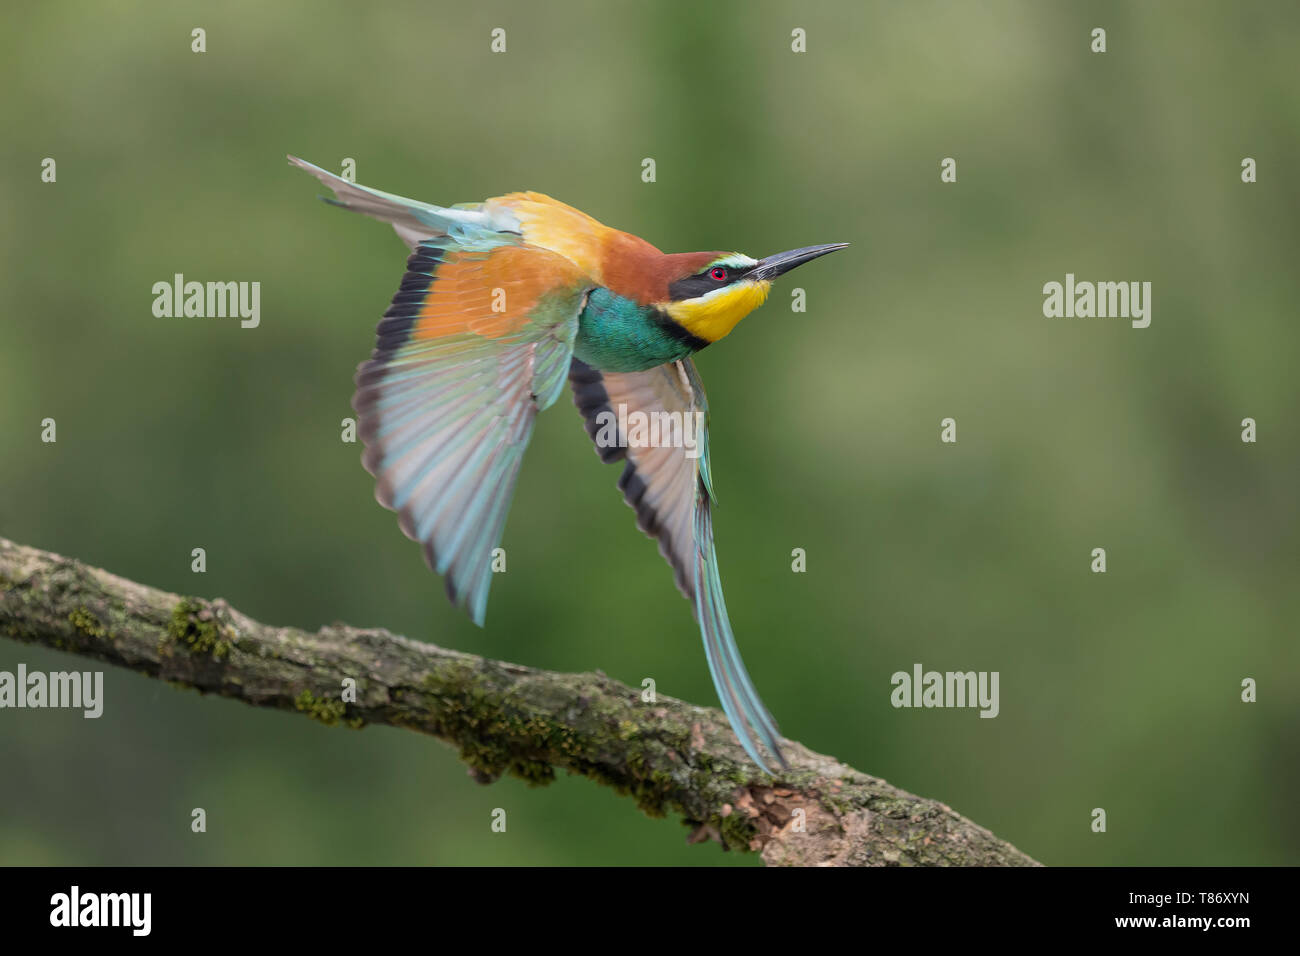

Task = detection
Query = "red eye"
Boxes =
[709,267,727,281]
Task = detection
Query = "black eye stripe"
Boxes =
[668,262,750,301]
[669,275,723,301]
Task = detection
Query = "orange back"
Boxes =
[488,192,720,306]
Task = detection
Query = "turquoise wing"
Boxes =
[354,239,590,625]
[569,358,788,772]
[294,155,594,624]
[288,155,520,250]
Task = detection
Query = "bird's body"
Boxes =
[290,156,845,772]
[574,286,703,372]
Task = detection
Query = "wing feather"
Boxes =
[569,357,787,771]
[351,240,590,624]
[289,155,521,250]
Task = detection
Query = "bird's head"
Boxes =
[657,243,848,344]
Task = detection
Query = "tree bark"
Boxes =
[0,536,1040,866]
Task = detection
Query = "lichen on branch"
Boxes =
[0,536,1040,866]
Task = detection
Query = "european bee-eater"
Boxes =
[290,156,845,772]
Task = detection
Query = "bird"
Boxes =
[289,156,846,772]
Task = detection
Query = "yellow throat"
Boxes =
[662,279,772,343]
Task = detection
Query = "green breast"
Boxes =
[573,287,707,373]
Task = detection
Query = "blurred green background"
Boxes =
[2,0,1297,866]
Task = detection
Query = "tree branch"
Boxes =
[0,536,1039,866]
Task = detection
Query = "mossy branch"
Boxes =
[0,536,1040,866]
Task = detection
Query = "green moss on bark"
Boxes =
[294,688,350,726]
[167,599,237,660]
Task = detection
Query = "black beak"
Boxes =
[747,242,849,281]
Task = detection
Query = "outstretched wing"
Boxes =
[356,241,591,626]
[289,156,635,272]
[289,155,524,251]
[569,358,788,772]
[292,157,593,624]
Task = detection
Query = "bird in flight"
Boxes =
[290,156,845,771]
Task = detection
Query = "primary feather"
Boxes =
[568,358,786,770]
